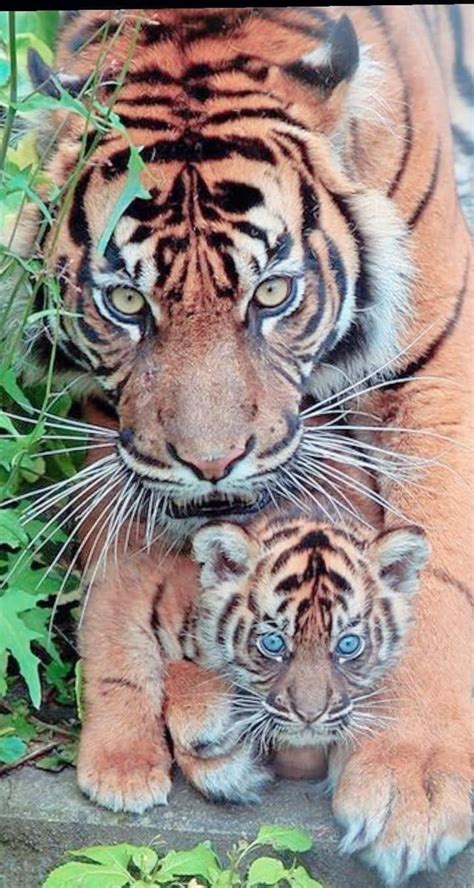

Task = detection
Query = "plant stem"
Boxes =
[0,12,18,170]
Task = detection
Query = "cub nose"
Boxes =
[170,443,249,481]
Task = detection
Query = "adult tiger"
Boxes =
[18,6,473,885]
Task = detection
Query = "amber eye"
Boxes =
[108,286,146,317]
[253,276,292,309]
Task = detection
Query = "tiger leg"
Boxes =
[329,376,473,882]
[164,660,271,803]
[77,556,172,813]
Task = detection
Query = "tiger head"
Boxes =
[26,10,411,524]
[191,518,429,746]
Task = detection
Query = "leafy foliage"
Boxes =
[0,10,156,768]
[42,828,325,888]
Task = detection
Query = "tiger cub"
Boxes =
[163,516,429,804]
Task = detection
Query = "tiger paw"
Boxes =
[176,743,272,804]
[330,735,472,885]
[77,729,172,814]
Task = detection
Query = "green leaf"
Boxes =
[0,509,29,547]
[0,413,19,435]
[0,708,37,742]
[156,844,221,882]
[42,861,129,888]
[254,827,313,854]
[97,145,152,256]
[286,866,324,888]
[247,858,287,886]
[0,587,43,708]
[0,735,27,764]
[131,847,158,876]
[69,844,137,871]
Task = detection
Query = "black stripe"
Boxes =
[129,224,153,244]
[117,113,173,132]
[328,569,354,597]
[275,573,301,595]
[234,221,270,251]
[273,130,315,177]
[140,21,176,44]
[258,412,299,460]
[386,257,469,386]
[370,7,413,198]
[106,135,275,173]
[408,145,441,228]
[150,583,165,635]
[206,106,305,129]
[69,168,93,246]
[379,596,400,646]
[127,66,176,86]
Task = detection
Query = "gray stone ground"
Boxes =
[0,768,472,888]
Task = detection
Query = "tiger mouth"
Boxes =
[165,490,271,519]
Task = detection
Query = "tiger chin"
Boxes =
[164,517,429,805]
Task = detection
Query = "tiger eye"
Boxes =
[253,276,291,309]
[108,286,146,316]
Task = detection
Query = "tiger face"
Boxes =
[190,518,429,746]
[29,10,412,525]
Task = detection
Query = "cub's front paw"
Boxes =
[77,729,172,814]
[176,744,272,804]
[331,737,472,885]
[165,660,239,758]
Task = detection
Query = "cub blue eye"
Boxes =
[336,634,364,658]
[257,632,287,658]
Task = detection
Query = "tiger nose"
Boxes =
[170,444,249,481]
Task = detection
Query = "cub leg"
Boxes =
[165,660,271,803]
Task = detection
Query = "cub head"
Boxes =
[191,519,429,746]
[22,10,411,525]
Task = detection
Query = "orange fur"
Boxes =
[16,7,474,884]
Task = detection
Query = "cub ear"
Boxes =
[371,526,430,598]
[27,48,88,99]
[192,523,258,588]
[286,14,359,95]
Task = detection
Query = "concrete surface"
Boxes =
[0,767,472,888]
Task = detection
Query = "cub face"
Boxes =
[190,518,429,747]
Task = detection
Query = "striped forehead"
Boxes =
[255,525,371,633]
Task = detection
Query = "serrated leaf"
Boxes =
[97,145,151,256]
[247,857,287,886]
[0,735,27,764]
[156,844,221,882]
[42,861,129,888]
[0,510,29,547]
[0,587,43,707]
[254,827,313,854]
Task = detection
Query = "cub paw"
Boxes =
[165,661,239,758]
[77,733,172,814]
[177,744,272,804]
[331,739,472,885]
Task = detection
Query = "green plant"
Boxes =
[42,826,325,888]
[0,11,150,769]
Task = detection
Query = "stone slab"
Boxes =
[0,768,472,888]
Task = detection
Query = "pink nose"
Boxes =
[176,446,247,481]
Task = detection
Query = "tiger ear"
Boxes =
[192,523,259,588]
[286,15,359,96]
[27,48,88,99]
[371,526,430,598]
